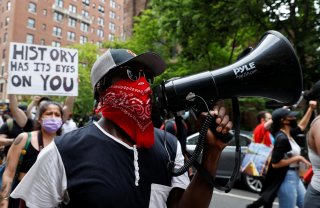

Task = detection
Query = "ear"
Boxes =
[38,116,43,124]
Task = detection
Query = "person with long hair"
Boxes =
[247,101,316,208]
[0,101,63,208]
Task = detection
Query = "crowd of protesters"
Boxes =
[0,48,319,208]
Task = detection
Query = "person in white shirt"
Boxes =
[61,113,77,134]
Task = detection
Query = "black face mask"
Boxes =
[288,119,297,128]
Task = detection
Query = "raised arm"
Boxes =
[26,96,41,119]
[264,118,273,130]
[298,100,317,131]
[62,96,75,122]
[8,94,27,128]
[167,104,232,208]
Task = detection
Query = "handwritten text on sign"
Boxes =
[7,42,78,96]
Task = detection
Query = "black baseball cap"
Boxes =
[90,49,166,88]
[272,108,299,122]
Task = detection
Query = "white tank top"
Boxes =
[288,137,301,168]
[308,147,320,192]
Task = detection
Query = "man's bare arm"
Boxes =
[8,94,27,128]
[167,105,232,208]
[62,96,76,122]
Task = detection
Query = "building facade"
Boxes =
[0,0,148,100]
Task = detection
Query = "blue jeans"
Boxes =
[277,169,306,208]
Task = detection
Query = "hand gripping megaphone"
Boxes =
[155,30,303,193]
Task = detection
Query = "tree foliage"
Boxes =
[74,0,320,124]
[70,43,98,120]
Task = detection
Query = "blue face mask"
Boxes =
[41,118,62,133]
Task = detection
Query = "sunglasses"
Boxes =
[120,65,154,84]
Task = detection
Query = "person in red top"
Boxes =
[253,111,274,147]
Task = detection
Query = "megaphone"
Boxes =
[303,80,320,101]
[154,30,303,112]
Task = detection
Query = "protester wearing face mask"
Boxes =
[8,49,232,208]
[0,101,63,208]
[248,106,314,208]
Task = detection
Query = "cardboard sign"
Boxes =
[7,42,78,96]
[241,143,273,177]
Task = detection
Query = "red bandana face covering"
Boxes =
[95,77,154,148]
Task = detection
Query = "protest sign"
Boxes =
[241,143,273,177]
[7,42,78,96]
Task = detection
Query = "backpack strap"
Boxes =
[6,118,13,133]
[14,132,31,181]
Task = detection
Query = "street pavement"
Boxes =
[209,187,280,208]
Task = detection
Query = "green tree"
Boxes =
[244,0,320,88]
[70,43,99,120]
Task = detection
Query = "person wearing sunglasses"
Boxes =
[9,49,232,208]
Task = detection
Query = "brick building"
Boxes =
[0,0,149,100]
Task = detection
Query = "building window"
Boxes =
[108,33,114,41]
[43,9,47,16]
[97,29,104,38]
[28,2,36,13]
[3,33,7,42]
[96,41,102,47]
[109,11,115,19]
[67,31,76,41]
[27,18,36,28]
[79,35,88,44]
[110,0,115,8]
[55,0,64,8]
[82,0,90,6]
[0,84,3,93]
[52,41,61,47]
[81,10,89,18]
[26,34,34,44]
[1,63,4,76]
[68,18,76,27]
[98,5,104,13]
[41,39,45,45]
[42,24,46,30]
[97,17,104,26]
[109,22,115,31]
[69,5,77,13]
[53,27,62,36]
[80,22,89,32]
[7,1,11,11]
[2,49,6,59]
[5,17,10,26]
[54,12,63,22]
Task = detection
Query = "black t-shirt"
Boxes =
[0,119,34,155]
[55,124,178,208]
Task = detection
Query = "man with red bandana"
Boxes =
[9,49,232,208]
